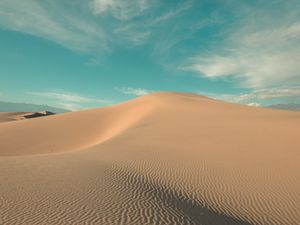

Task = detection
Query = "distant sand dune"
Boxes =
[0,111,54,123]
[0,92,299,224]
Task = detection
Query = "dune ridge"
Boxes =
[0,92,300,224]
[0,96,155,156]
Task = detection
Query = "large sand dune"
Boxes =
[0,92,299,224]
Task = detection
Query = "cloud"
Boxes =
[0,0,217,57]
[197,86,300,106]
[111,1,193,47]
[185,1,300,89]
[234,87,300,102]
[29,91,107,103]
[148,1,193,26]
[0,0,109,53]
[196,91,241,103]
[150,3,223,61]
[247,103,260,107]
[268,103,300,111]
[117,87,153,96]
[114,25,151,46]
[0,0,186,52]
[28,91,109,110]
[90,0,150,20]
[55,103,82,112]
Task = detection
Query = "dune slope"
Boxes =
[0,111,54,123]
[0,92,299,225]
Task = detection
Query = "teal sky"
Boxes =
[0,0,299,110]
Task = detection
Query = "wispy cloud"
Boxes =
[0,0,108,53]
[114,25,151,46]
[247,102,260,107]
[233,87,300,102]
[185,1,300,89]
[0,0,189,53]
[111,1,194,48]
[117,87,153,96]
[197,86,300,106]
[148,1,192,26]
[150,2,223,61]
[0,0,216,57]
[90,0,150,20]
[28,91,109,110]
[29,91,107,103]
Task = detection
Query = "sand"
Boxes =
[0,92,299,224]
[0,111,54,123]
[0,112,31,123]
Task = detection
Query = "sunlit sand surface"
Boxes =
[0,92,299,224]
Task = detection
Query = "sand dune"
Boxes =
[0,92,299,224]
[0,111,54,123]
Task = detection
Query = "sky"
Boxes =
[0,0,300,111]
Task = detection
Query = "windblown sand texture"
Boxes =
[0,92,299,225]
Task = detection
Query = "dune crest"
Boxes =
[0,95,156,156]
[0,92,300,224]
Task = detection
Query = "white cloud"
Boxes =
[111,1,192,47]
[234,87,300,102]
[90,0,116,14]
[28,91,109,111]
[148,1,192,26]
[197,91,240,103]
[117,87,153,96]
[29,91,107,103]
[114,25,151,46]
[197,86,300,106]
[0,0,214,56]
[111,0,197,52]
[90,0,150,20]
[0,0,162,52]
[247,102,260,107]
[186,1,300,89]
[56,103,82,111]
[0,0,108,53]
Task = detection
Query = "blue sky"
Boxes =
[0,0,299,110]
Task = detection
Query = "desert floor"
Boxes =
[0,92,299,225]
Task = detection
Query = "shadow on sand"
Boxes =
[114,166,252,225]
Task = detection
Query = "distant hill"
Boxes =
[0,101,70,113]
[267,103,300,111]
